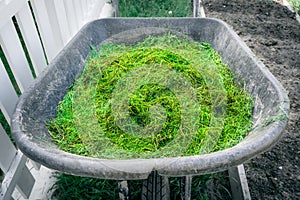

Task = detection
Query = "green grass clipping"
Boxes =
[47,34,253,159]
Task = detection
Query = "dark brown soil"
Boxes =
[204,0,300,199]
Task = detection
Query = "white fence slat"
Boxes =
[73,1,84,28]
[0,20,34,93]
[82,0,88,20]
[15,2,47,76]
[79,1,85,23]
[0,0,27,30]
[90,0,107,20]
[30,0,63,62]
[15,165,35,199]
[87,0,95,18]
[53,0,72,45]
[0,125,17,173]
[0,60,18,123]
[3,0,13,4]
[0,150,33,200]
[43,0,65,47]
[63,0,79,38]
[86,0,95,20]
[79,0,85,18]
[99,2,114,18]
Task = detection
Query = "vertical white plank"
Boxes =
[0,0,27,30]
[43,0,65,47]
[81,0,88,21]
[90,0,107,20]
[0,150,31,200]
[12,164,56,200]
[73,1,84,28]
[4,0,12,4]
[99,1,114,18]
[0,20,34,93]
[53,0,72,45]
[0,124,17,173]
[15,165,35,199]
[0,60,18,123]
[87,0,95,19]
[79,0,85,24]
[80,0,85,21]
[63,0,79,37]
[30,0,63,62]
[15,2,47,76]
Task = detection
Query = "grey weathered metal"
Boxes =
[12,18,289,180]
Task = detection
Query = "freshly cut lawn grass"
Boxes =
[48,34,253,159]
[49,34,253,199]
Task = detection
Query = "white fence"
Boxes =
[0,0,111,199]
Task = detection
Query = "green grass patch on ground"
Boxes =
[118,0,192,17]
[51,172,229,200]
[288,0,300,14]
[51,173,142,200]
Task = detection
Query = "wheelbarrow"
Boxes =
[12,18,289,199]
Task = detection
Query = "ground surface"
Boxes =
[204,0,300,199]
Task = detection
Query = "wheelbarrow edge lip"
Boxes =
[11,17,290,179]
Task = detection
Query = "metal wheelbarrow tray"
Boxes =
[12,18,289,180]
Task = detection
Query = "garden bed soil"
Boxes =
[204,0,300,199]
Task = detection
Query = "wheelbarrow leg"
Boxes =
[118,180,129,200]
[142,171,170,200]
[180,176,192,200]
[228,164,251,200]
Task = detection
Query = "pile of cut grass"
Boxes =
[48,34,253,199]
[48,34,253,159]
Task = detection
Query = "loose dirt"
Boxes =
[204,0,300,199]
